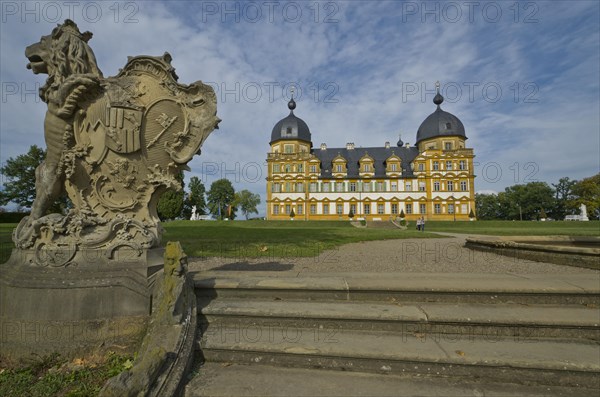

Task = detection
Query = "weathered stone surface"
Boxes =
[100,242,197,397]
[14,19,219,264]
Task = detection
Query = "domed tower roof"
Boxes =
[416,83,466,145]
[270,97,312,145]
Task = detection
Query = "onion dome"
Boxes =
[270,96,312,145]
[416,82,466,144]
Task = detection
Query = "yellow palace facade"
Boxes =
[266,88,476,221]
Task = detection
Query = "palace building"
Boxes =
[266,86,476,221]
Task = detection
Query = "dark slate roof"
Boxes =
[416,92,466,144]
[312,146,420,179]
[270,98,312,145]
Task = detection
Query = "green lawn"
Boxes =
[0,221,436,263]
[2,220,597,264]
[424,220,600,236]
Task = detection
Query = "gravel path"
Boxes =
[188,234,599,274]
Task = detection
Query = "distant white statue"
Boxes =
[190,205,198,221]
[580,203,589,221]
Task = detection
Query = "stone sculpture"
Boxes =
[14,19,220,267]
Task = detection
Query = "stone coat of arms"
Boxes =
[13,19,220,267]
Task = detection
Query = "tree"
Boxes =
[498,182,555,220]
[552,177,576,219]
[571,173,600,220]
[399,209,405,219]
[182,176,206,220]
[234,189,261,220]
[207,179,236,220]
[475,193,501,220]
[289,208,295,219]
[0,145,68,214]
[348,208,354,219]
[469,209,476,219]
[157,172,185,221]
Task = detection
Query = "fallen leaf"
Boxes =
[123,359,133,370]
[455,350,465,357]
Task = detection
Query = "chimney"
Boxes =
[346,142,355,150]
[320,143,327,150]
[385,141,390,149]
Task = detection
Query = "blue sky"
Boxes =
[1,1,599,215]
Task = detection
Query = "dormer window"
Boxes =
[286,127,292,135]
[445,122,451,129]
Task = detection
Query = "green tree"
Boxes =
[571,173,600,220]
[469,209,476,219]
[348,208,354,219]
[552,177,576,219]
[157,172,185,221]
[0,145,68,214]
[234,189,261,220]
[399,209,405,219]
[182,176,206,219]
[289,208,295,219]
[207,179,236,220]
[498,182,555,220]
[475,193,501,220]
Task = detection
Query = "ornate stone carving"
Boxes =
[14,19,220,266]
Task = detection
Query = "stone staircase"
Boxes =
[185,272,600,396]
[366,219,402,229]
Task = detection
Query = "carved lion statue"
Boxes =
[15,20,219,267]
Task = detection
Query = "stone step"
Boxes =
[184,362,597,397]
[197,299,600,340]
[194,272,600,305]
[198,326,600,388]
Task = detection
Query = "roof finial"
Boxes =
[397,132,404,147]
[433,81,444,107]
[288,85,296,112]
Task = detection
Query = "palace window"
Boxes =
[336,182,344,192]
[460,181,468,191]
[363,183,371,192]
[459,160,466,170]
[447,181,454,191]
[433,161,439,170]
[285,182,291,192]
[420,203,426,214]
[336,164,343,172]
[350,182,357,192]
[376,182,384,192]
[419,182,426,192]
[364,164,371,172]
[323,203,330,214]
[309,182,318,192]
[310,204,316,215]
[297,205,303,215]
[391,182,398,191]
[445,122,452,129]
[284,144,293,153]
[377,204,384,214]
[405,182,412,191]
[310,165,317,173]
[461,204,468,214]
[296,183,304,192]
[390,163,397,171]
[285,164,291,173]
[418,163,424,171]
[298,164,303,172]
[336,204,343,215]
[406,203,412,214]
[391,203,398,214]
[273,205,280,215]
[433,181,440,191]
[434,204,441,214]
[446,161,453,170]
[273,164,280,173]
[350,204,357,214]
[448,204,455,214]
[285,204,291,214]
[272,183,281,193]
[364,203,371,215]
[445,142,453,150]
[322,183,330,192]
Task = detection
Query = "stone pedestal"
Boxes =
[0,248,164,359]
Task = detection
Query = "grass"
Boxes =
[424,220,600,236]
[162,220,437,258]
[2,220,598,264]
[0,351,133,397]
